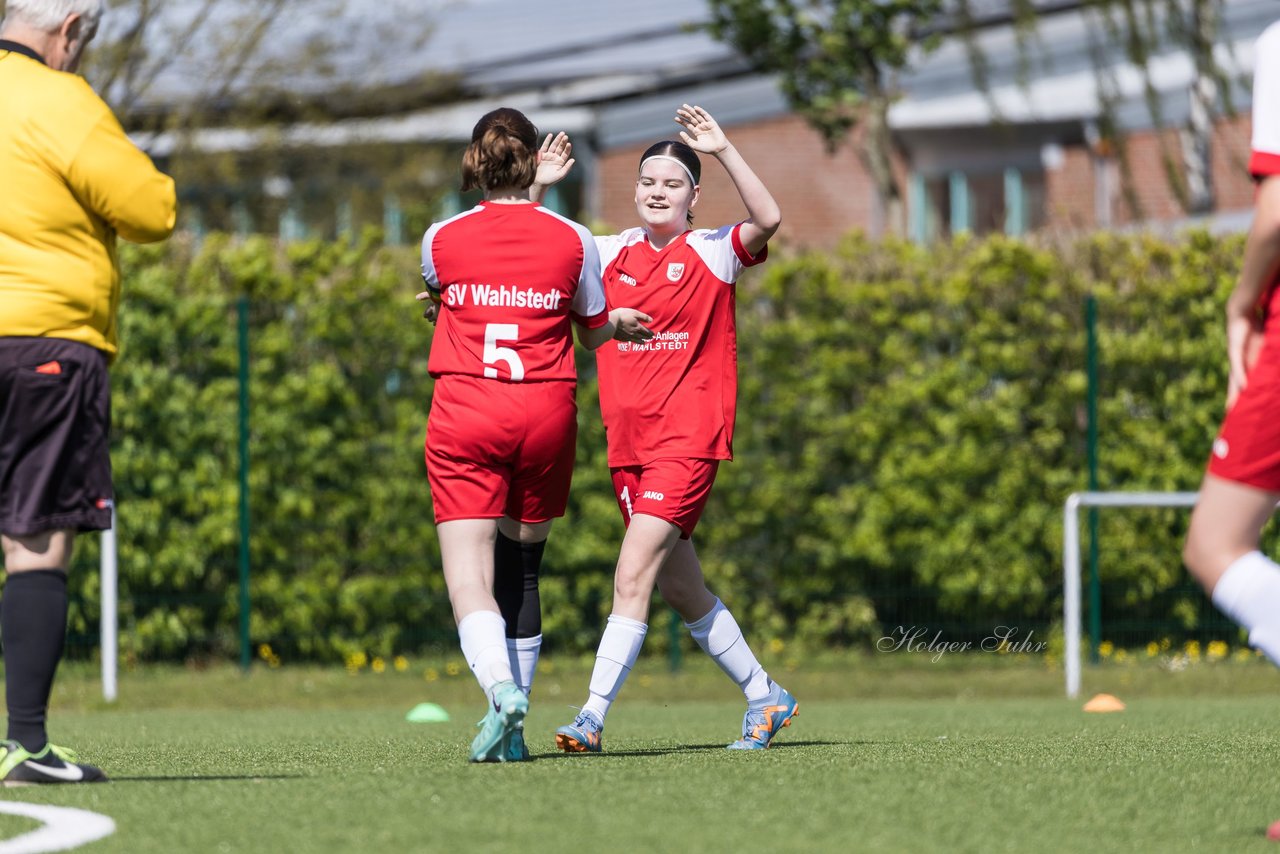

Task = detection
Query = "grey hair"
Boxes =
[2,0,105,34]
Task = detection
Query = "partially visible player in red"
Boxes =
[1183,20,1280,666]
[535,105,796,753]
[416,107,652,763]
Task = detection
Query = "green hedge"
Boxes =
[63,228,1257,661]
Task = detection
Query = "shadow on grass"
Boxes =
[107,774,303,782]
[528,739,848,759]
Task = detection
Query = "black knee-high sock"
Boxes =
[494,533,544,638]
[2,570,68,752]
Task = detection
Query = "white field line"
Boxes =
[0,802,115,854]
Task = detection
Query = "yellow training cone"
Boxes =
[1083,693,1126,713]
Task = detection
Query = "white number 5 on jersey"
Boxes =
[483,323,525,381]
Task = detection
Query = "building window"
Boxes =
[910,167,1047,242]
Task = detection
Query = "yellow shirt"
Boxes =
[0,43,176,360]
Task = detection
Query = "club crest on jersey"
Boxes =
[666,263,685,282]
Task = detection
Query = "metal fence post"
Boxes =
[237,296,252,671]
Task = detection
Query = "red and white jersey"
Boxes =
[1250,21,1280,179]
[421,202,607,382]
[594,222,767,466]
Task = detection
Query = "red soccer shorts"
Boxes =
[610,458,720,538]
[1207,335,1280,492]
[426,375,578,523]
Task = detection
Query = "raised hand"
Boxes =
[674,104,728,155]
[535,132,575,188]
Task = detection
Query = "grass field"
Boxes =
[5,653,1280,853]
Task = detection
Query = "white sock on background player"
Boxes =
[685,598,772,705]
[582,615,647,722]
[507,634,541,696]
[458,610,515,696]
[1211,551,1280,665]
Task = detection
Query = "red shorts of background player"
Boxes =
[1208,335,1280,493]
[610,458,719,539]
[426,375,577,523]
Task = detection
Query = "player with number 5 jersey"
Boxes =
[415,107,652,763]
[534,105,798,753]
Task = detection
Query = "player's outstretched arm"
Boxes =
[674,104,781,256]
[576,308,654,351]
[1226,175,1280,408]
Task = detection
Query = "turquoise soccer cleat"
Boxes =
[504,728,530,761]
[727,683,799,750]
[554,710,604,753]
[469,681,529,763]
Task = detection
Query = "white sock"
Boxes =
[686,599,772,705]
[1211,551,1280,666]
[582,615,647,722]
[457,610,515,696]
[507,635,542,696]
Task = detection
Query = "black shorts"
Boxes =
[0,337,112,536]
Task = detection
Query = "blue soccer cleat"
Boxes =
[554,710,604,753]
[727,682,799,750]
[470,681,529,763]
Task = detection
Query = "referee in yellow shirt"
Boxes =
[0,0,176,785]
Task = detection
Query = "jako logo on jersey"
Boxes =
[444,284,562,310]
[619,272,638,286]
[666,263,685,282]
[641,490,665,501]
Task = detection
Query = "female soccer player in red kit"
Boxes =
[535,105,797,752]
[1182,21,1280,667]
[417,107,651,762]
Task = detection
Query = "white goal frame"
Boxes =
[1062,491,1199,698]
[100,507,118,702]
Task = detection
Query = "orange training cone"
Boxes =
[1082,693,1126,713]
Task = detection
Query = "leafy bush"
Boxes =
[63,228,1251,661]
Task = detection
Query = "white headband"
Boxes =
[639,155,697,187]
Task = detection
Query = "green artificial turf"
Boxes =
[5,656,1280,853]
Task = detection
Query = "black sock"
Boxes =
[2,569,68,753]
[494,533,544,638]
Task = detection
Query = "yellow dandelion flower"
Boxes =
[371,657,386,674]
[1206,641,1228,661]
[1234,647,1253,662]
[1159,637,1172,651]
[1113,649,1128,663]
[1146,642,1159,657]
[424,668,440,682]
[445,662,461,677]
[258,643,273,659]
[768,638,785,655]
[394,656,409,672]
[1098,641,1114,658]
